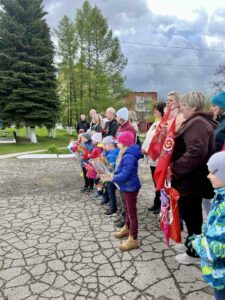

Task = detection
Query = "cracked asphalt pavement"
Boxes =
[0,159,214,300]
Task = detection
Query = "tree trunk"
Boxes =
[26,127,30,140]
[52,127,56,138]
[69,127,73,135]
[30,127,37,143]
[48,128,52,137]
[17,128,20,137]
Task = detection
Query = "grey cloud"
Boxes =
[43,0,225,98]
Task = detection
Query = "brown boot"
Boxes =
[119,235,139,251]
[114,225,129,238]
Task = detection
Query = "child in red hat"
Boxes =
[102,131,143,251]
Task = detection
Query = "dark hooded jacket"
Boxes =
[214,112,225,153]
[103,118,119,137]
[113,144,143,192]
[171,112,217,198]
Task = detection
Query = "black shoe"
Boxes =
[148,204,160,211]
[85,188,93,193]
[114,220,125,228]
[80,187,88,193]
[153,208,160,214]
[104,209,117,216]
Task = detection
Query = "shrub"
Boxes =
[48,144,59,154]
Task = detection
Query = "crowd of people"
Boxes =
[72,91,225,300]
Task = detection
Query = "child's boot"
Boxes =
[114,225,129,238]
[119,235,139,251]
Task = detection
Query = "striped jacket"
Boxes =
[193,186,225,290]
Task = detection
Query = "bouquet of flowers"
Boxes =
[89,157,120,190]
[90,157,113,176]
[67,140,77,153]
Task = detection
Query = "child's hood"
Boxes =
[125,144,143,160]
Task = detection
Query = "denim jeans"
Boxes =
[106,182,117,212]
[214,288,225,300]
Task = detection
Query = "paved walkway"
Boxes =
[0,150,46,160]
[0,159,214,300]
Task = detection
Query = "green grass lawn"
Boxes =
[0,127,76,155]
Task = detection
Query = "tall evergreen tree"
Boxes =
[75,0,127,112]
[55,16,77,133]
[56,0,128,123]
[0,0,59,142]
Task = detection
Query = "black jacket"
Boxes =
[76,120,90,133]
[103,118,119,137]
[214,113,225,152]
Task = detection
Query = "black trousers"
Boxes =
[150,166,161,208]
[179,194,203,257]
[82,167,94,189]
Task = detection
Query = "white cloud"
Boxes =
[43,0,225,97]
[147,0,225,20]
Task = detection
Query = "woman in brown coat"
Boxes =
[171,92,217,265]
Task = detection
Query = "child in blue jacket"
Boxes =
[101,136,120,215]
[103,131,143,251]
[191,151,225,300]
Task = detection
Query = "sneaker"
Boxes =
[104,209,117,216]
[175,253,200,265]
[173,243,187,253]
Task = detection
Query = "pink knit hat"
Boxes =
[117,131,134,146]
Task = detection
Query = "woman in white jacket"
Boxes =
[142,102,166,214]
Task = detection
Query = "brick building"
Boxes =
[122,92,158,131]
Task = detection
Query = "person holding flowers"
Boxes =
[79,132,94,193]
[102,131,143,251]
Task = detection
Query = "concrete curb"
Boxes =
[17,154,74,159]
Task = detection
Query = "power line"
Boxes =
[121,41,225,53]
[128,61,216,68]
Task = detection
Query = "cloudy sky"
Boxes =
[43,0,225,99]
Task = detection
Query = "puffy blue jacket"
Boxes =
[192,187,225,290]
[113,144,143,192]
[105,148,120,169]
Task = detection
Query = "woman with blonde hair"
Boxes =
[171,91,217,265]
[90,113,103,132]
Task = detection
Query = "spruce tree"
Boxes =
[0,0,59,142]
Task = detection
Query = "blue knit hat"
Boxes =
[210,92,225,109]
